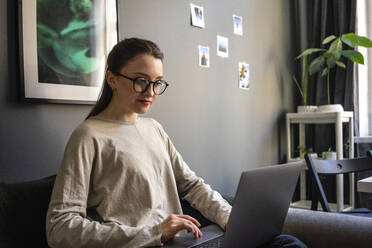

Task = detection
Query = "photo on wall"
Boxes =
[233,15,243,35]
[239,62,250,90]
[217,35,228,58]
[18,0,118,104]
[198,45,210,68]
[190,3,205,28]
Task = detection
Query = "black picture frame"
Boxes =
[18,0,119,104]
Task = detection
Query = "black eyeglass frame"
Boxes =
[114,72,169,95]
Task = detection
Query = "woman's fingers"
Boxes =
[161,214,203,242]
[179,215,203,238]
[183,220,202,238]
[177,214,201,227]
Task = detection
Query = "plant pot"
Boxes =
[316,104,344,113]
[300,152,318,160]
[322,151,337,160]
[297,105,318,113]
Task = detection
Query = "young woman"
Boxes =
[46,38,306,248]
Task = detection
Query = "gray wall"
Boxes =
[0,0,295,196]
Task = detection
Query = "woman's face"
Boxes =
[107,54,163,116]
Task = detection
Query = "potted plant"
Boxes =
[296,33,372,112]
[292,55,317,113]
[297,145,317,160]
[322,147,337,160]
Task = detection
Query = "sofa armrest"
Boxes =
[282,208,372,248]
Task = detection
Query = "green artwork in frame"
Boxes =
[18,0,118,104]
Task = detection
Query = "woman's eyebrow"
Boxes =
[132,72,149,77]
[133,72,163,80]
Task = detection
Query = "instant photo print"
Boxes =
[239,62,250,90]
[217,35,228,58]
[190,3,205,28]
[233,15,243,35]
[198,45,210,68]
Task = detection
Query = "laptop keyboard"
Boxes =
[195,235,224,248]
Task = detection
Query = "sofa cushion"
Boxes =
[283,208,372,248]
[0,175,56,248]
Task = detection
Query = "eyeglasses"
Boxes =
[114,72,169,95]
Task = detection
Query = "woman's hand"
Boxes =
[161,214,202,243]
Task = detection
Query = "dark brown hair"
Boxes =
[86,38,164,119]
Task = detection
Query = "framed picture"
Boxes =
[190,3,205,28]
[18,0,118,104]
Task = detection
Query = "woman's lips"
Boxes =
[137,100,151,106]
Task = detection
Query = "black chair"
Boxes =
[0,175,56,248]
[304,153,372,217]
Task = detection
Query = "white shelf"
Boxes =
[287,111,353,124]
[286,111,354,211]
[357,177,372,193]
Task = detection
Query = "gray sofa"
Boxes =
[1,175,372,248]
[283,208,372,248]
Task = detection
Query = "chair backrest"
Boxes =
[0,175,56,248]
[304,154,372,212]
[306,155,372,175]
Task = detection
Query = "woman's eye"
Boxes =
[136,78,148,84]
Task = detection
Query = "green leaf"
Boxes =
[329,39,338,51]
[309,56,325,75]
[341,33,357,48]
[342,33,372,48]
[296,48,326,60]
[326,56,336,69]
[356,35,372,48]
[335,39,343,60]
[292,75,304,102]
[323,52,332,60]
[342,50,364,64]
[328,38,343,61]
[325,53,336,69]
[322,35,337,45]
[335,61,346,68]
[301,56,307,84]
[321,67,328,77]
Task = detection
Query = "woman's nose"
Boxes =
[143,83,155,96]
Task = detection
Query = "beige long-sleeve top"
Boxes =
[46,117,231,248]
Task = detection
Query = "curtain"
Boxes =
[301,0,372,209]
[356,0,372,137]
[355,0,372,209]
[305,0,356,154]
[298,0,356,204]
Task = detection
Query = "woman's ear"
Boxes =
[106,70,117,90]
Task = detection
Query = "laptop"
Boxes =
[164,162,301,248]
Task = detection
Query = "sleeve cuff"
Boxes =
[153,222,164,246]
[216,208,231,230]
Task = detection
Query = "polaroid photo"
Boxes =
[233,15,243,35]
[239,62,250,90]
[190,3,205,28]
[198,45,210,68]
[217,35,228,58]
